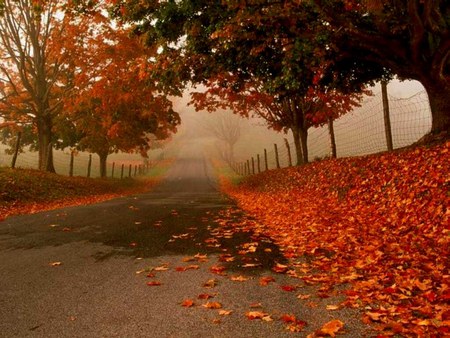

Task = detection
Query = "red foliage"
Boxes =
[221,141,450,336]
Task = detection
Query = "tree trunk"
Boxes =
[422,81,450,135]
[99,152,108,178]
[328,118,337,158]
[299,128,309,164]
[37,116,55,172]
[291,127,303,165]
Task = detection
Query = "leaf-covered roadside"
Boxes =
[0,167,164,222]
[220,141,449,337]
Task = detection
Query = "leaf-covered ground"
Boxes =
[0,164,168,222]
[220,141,449,337]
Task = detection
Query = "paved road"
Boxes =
[0,148,371,337]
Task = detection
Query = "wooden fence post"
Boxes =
[128,164,132,178]
[87,154,92,178]
[121,164,124,179]
[111,162,115,178]
[246,160,250,175]
[69,151,74,177]
[284,138,292,167]
[274,143,280,169]
[264,149,268,171]
[381,80,394,151]
[11,131,22,169]
[257,154,261,173]
[134,165,137,177]
[251,157,255,174]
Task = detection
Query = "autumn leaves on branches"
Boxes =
[0,0,180,175]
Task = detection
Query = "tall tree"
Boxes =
[64,25,180,177]
[312,0,450,134]
[0,0,66,171]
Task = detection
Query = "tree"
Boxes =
[64,25,180,177]
[198,110,244,164]
[312,0,450,134]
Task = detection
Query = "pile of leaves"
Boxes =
[0,167,163,222]
[220,141,449,337]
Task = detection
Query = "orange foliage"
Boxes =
[221,141,450,337]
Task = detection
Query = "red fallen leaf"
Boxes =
[176,267,187,272]
[146,281,162,286]
[423,291,437,303]
[146,273,155,278]
[210,265,226,275]
[281,285,297,292]
[319,319,344,337]
[129,242,138,247]
[250,302,262,308]
[259,276,275,286]
[198,293,215,300]
[62,227,71,232]
[281,314,296,323]
[181,299,194,307]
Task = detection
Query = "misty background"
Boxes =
[0,79,430,177]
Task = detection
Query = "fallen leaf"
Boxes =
[260,276,276,286]
[272,263,289,273]
[250,302,263,308]
[198,293,215,300]
[62,227,71,232]
[281,285,297,292]
[319,319,344,337]
[326,305,340,311]
[231,275,249,282]
[146,281,162,286]
[287,320,307,332]
[210,265,226,275]
[203,279,218,288]
[246,311,270,320]
[203,301,222,309]
[297,294,311,300]
[181,299,195,307]
[154,265,169,271]
[281,314,296,323]
[219,310,233,316]
[49,262,62,267]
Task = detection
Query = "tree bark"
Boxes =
[328,118,337,158]
[99,152,108,178]
[37,116,55,172]
[299,128,309,164]
[291,127,303,166]
[422,81,450,135]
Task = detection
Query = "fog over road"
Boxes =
[0,145,371,337]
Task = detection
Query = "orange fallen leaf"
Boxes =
[146,281,162,286]
[154,265,169,271]
[203,279,218,288]
[203,301,222,309]
[181,299,195,307]
[260,276,275,286]
[198,293,215,300]
[326,305,340,311]
[297,294,311,300]
[231,275,249,282]
[319,319,344,337]
[272,263,289,273]
[281,314,296,323]
[49,261,62,267]
[219,310,233,316]
[210,265,226,275]
[246,311,272,321]
[250,302,262,308]
[281,285,297,292]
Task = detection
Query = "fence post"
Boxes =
[128,164,132,178]
[69,151,74,177]
[251,157,255,174]
[264,149,268,171]
[111,162,115,178]
[87,154,92,178]
[11,131,22,169]
[121,164,124,179]
[327,118,337,158]
[246,160,250,175]
[284,138,292,167]
[274,143,280,169]
[257,154,261,173]
[381,80,394,151]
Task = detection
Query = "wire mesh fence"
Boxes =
[0,147,160,179]
[234,90,432,175]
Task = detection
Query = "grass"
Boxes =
[0,161,171,221]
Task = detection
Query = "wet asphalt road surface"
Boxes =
[0,148,373,337]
